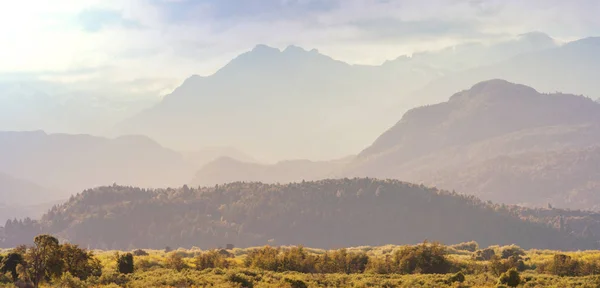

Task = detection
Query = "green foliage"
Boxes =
[500,245,525,259]
[498,268,520,287]
[366,242,452,274]
[473,248,496,261]
[448,271,465,283]
[60,243,101,280]
[116,253,134,274]
[451,241,479,252]
[132,249,149,256]
[164,252,187,271]
[544,254,581,276]
[6,179,594,251]
[284,278,308,288]
[194,250,230,270]
[227,272,254,288]
[0,252,23,281]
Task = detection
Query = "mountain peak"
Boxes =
[251,44,280,53]
[283,45,306,53]
[449,79,538,102]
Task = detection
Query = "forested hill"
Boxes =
[3,179,595,250]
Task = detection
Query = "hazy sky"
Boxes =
[1,0,599,95]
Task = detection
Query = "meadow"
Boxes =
[4,236,600,287]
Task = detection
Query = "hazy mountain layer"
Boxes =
[0,131,194,196]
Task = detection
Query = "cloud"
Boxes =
[77,9,143,32]
[0,0,599,96]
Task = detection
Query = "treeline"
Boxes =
[1,179,597,250]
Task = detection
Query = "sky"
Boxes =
[1,0,599,97]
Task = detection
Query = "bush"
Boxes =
[448,271,465,283]
[116,253,134,274]
[132,249,149,256]
[451,241,479,252]
[55,272,86,288]
[165,252,188,271]
[195,250,230,270]
[227,272,253,288]
[473,248,496,261]
[284,278,308,288]
[498,268,520,287]
[500,245,525,259]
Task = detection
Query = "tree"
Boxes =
[61,243,101,280]
[22,234,62,287]
[195,250,229,270]
[0,252,23,281]
[116,253,134,274]
[498,268,520,287]
[165,252,187,271]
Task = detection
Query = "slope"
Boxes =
[5,179,592,250]
[350,80,600,209]
[0,131,194,194]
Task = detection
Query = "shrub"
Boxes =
[132,249,149,256]
[451,241,479,252]
[165,252,188,271]
[498,268,520,287]
[227,272,253,288]
[448,271,465,283]
[284,278,308,288]
[195,250,230,270]
[473,248,496,261]
[116,253,134,274]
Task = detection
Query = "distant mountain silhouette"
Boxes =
[0,172,58,206]
[0,131,194,195]
[115,35,560,161]
[191,156,351,186]
[403,36,600,110]
[348,80,600,209]
[0,173,64,223]
[391,31,557,72]
[114,44,445,161]
[182,147,257,169]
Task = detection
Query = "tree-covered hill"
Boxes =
[3,179,595,250]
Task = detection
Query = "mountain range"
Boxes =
[191,80,600,210]
[113,32,564,161]
[0,131,194,197]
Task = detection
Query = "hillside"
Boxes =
[1,179,593,250]
[348,80,600,209]
[0,131,194,195]
[0,173,64,223]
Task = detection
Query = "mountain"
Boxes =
[182,147,257,169]
[5,179,594,250]
[348,80,600,209]
[190,156,351,186]
[403,37,600,109]
[114,44,445,161]
[397,31,558,71]
[0,173,65,223]
[0,131,194,195]
[0,172,60,205]
[0,79,159,135]
[115,34,560,161]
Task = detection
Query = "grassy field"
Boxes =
[4,242,600,287]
